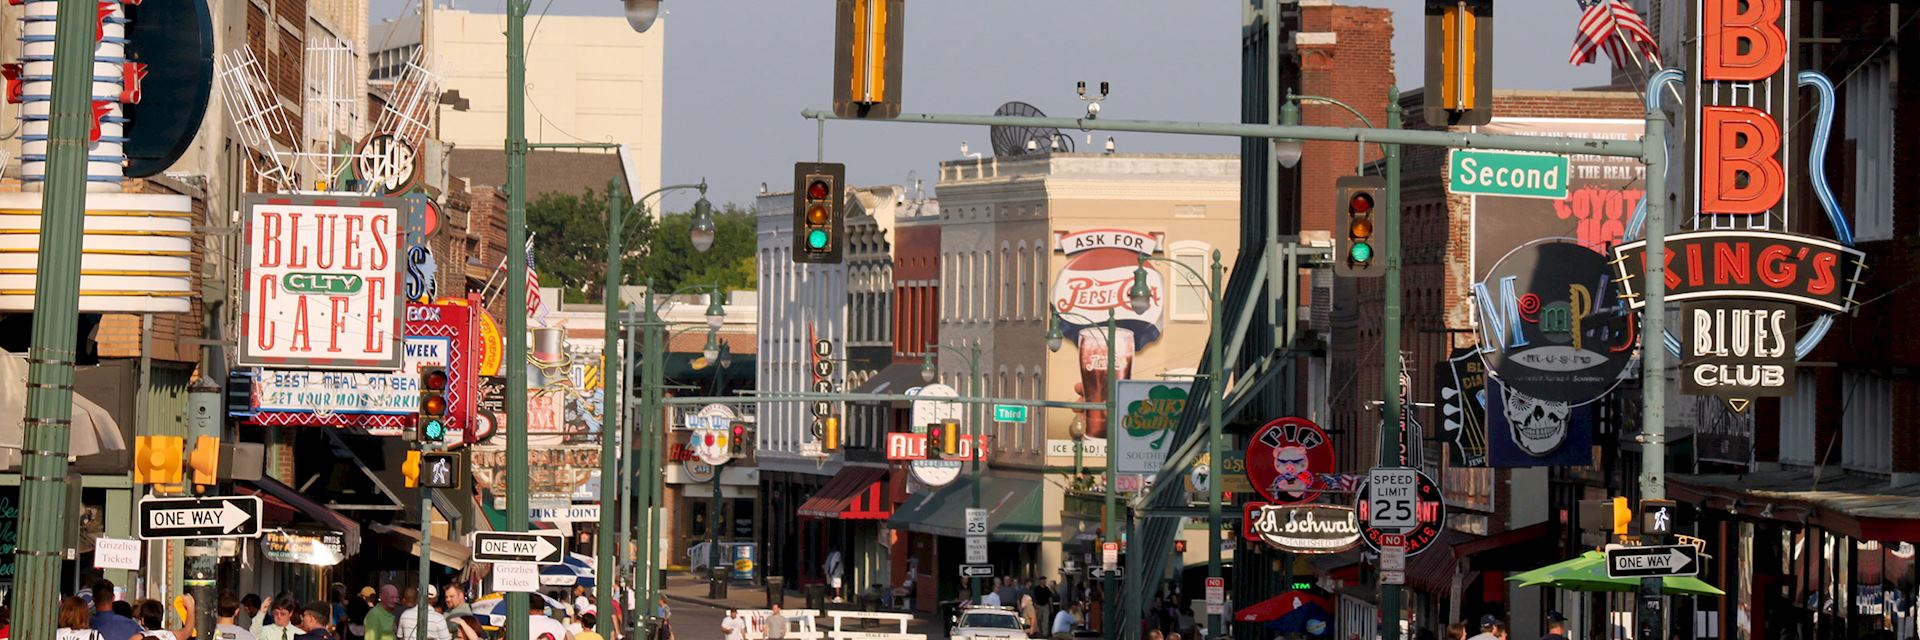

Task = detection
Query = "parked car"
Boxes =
[949,606,1027,640]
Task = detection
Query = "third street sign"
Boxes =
[138,496,262,540]
[1606,544,1700,579]
[471,531,566,565]
[1448,150,1570,199]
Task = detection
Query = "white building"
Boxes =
[369,5,663,197]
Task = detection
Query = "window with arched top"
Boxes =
[1167,241,1213,322]
[1001,242,1014,320]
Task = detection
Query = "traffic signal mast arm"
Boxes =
[799,109,1650,161]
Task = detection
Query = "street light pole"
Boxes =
[1130,254,1225,640]
[1046,310,1116,636]
[598,181,625,631]
[504,3,533,639]
[1379,86,1404,640]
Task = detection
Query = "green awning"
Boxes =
[890,475,1043,543]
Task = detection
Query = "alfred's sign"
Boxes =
[1611,231,1865,314]
[1681,301,1795,400]
[1244,503,1361,554]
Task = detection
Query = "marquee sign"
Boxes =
[1474,239,1635,405]
[1610,231,1864,314]
[1244,417,1334,505]
[1243,503,1362,554]
[240,194,406,370]
[1681,301,1795,403]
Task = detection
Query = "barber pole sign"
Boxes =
[240,194,407,370]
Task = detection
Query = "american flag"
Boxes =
[1569,0,1661,69]
[524,235,551,325]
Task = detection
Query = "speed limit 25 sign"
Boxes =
[1365,467,1419,530]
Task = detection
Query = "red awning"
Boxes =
[797,466,891,520]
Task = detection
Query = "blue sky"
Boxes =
[371,0,1609,208]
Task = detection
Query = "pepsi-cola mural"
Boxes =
[1051,229,1165,447]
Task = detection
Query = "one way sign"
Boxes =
[138,496,262,540]
[1605,544,1699,579]
[470,532,566,565]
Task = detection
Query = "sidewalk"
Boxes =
[659,574,948,639]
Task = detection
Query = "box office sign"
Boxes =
[1682,301,1795,403]
[241,194,407,370]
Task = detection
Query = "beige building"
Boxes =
[370,6,663,198]
[921,152,1240,584]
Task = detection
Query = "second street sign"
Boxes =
[1448,150,1571,199]
[1606,544,1700,579]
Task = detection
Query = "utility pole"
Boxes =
[599,182,624,631]
[1636,105,1671,640]
[503,3,533,640]
[15,1,98,638]
[1379,86,1405,640]
[1204,252,1224,640]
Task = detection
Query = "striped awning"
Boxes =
[797,466,891,520]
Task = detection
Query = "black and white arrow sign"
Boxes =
[470,532,566,565]
[138,496,263,540]
[1605,544,1699,579]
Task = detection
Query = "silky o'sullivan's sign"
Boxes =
[240,194,406,370]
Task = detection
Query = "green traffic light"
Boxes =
[422,418,446,441]
[807,229,830,250]
[1350,241,1374,264]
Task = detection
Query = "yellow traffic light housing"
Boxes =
[832,0,904,119]
[822,415,841,452]
[135,435,185,487]
[1424,0,1494,126]
[189,435,220,487]
[941,418,961,457]
[402,450,422,488]
[1612,496,1631,538]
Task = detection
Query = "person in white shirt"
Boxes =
[526,599,571,640]
[980,590,1002,608]
[1050,603,1080,640]
[251,598,299,640]
[719,610,747,640]
[394,587,450,640]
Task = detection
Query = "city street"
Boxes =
[0,1,1911,640]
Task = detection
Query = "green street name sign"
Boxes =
[1448,150,1570,199]
[993,404,1029,423]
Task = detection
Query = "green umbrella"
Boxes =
[1508,551,1726,597]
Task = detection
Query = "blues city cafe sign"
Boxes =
[1474,239,1635,405]
[1241,503,1361,554]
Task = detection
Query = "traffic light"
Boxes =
[831,0,904,119]
[402,450,422,488]
[134,435,184,486]
[926,423,944,459]
[822,416,840,452]
[1173,539,1187,554]
[1423,0,1493,126]
[188,435,220,487]
[792,162,846,264]
[1334,176,1387,278]
[941,418,961,457]
[417,366,449,444]
[730,421,749,458]
[1612,496,1631,538]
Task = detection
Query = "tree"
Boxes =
[526,188,661,303]
[634,202,757,295]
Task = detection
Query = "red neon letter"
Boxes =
[1701,106,1784,215]
[1704,0,1785,81]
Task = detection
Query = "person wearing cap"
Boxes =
[1466,615,1501,640]
[1542,611,1569,640]
[394,587,449,640]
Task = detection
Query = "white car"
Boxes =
[950,606,1028,640]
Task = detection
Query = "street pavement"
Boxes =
[658,574,948,639]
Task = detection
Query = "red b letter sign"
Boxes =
[1703,0,1785,81]
[1701,106,1784,215]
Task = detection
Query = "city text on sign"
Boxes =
[1448,150,1570,199]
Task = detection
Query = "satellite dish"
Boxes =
[990,101,1071,157]
[624,0,662,33]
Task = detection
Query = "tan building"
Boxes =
[370,6,663,199]
[908,152,1239,591]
